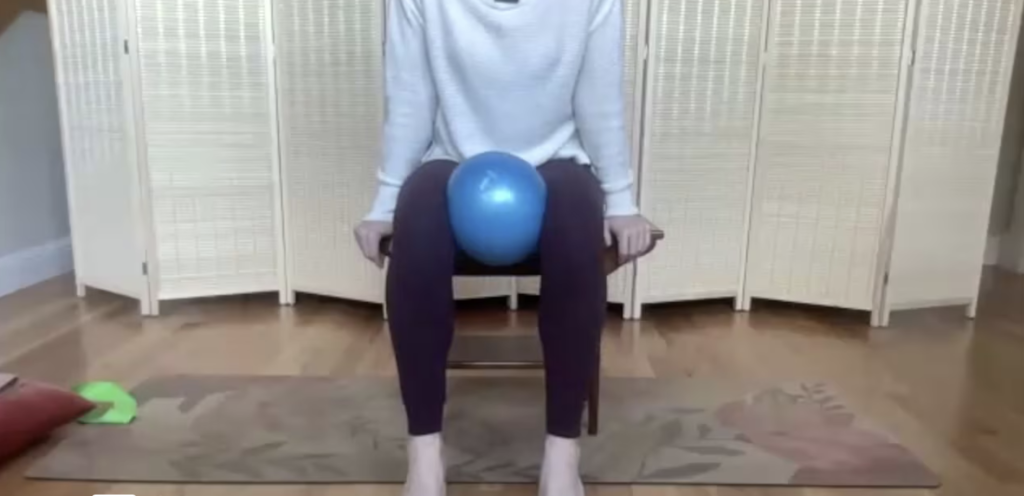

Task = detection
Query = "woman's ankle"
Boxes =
[540,435,584,495]
[404,433,446,496]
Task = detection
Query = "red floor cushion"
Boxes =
[0,374,94,465]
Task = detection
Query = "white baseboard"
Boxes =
[0,237,73,298]
[985,235,1002,266]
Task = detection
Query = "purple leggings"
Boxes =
[387,158,606,438]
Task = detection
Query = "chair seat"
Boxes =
[380,229,664,276]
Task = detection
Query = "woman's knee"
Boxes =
[394,160,458,228]
[540,160,605,230]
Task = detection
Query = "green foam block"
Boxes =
[74,381,137,425]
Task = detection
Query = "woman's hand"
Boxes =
[354,220,394,268]
[605,215,657,263]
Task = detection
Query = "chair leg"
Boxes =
[587,365,600,436]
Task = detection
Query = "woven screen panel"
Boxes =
[134,0,281,299]
[887,0,1021,308]
[746,0,907,310]
[519,0,645,304]
[50,0,142,298]
[636,0,765,303]
[275,0,386,303]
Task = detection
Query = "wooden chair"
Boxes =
[380,229,664,435]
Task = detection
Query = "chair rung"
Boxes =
[447,334,544,369]
[446,360,544,370]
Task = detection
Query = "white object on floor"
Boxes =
[539,435,585,496]
[403,433,446,496]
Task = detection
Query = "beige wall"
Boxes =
[1000,157,1024,272]
[992,7,1024,236]
[0,12,69,258]
[991,6,1024,274]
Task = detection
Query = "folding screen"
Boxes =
[131,0,284,303]
[744,0,909,311]
[517,0,650,314]
[48,0,151,312]
[884,0,1023,323]
[634,0,767,315]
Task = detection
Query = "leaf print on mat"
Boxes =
[641,462,722,480]
[168,457,204,480]
[680,446,745,456]
[27,377,937,487]
[213,458,263,479]
[698,424,713,439]
[241,441,287,457]
[292,453,338,461]
[311,462,348,478]
[275,457,313,477]
[659,419,684,443]
[511,463,542,480]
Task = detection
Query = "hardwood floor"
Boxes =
[1,272,1022,495]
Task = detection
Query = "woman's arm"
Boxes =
[365,0,438,222]
[574,0,639,217]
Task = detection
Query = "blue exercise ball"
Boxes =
[448,152,547,266]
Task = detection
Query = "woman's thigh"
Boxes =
[393,161,458,234]
[392,158,603,263]
[537,159,605,240]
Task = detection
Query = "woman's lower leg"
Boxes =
[387,160,460,496]
[535,160,606,496]
[386,160,460,435]
[536,160,607,438]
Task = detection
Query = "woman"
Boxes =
[354,0,655,494]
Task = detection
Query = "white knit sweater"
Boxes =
[365,0,637,221]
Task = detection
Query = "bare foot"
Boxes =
[403,434,446,496]
[539,435,585,496]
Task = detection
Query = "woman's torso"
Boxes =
[416,0,598,166]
